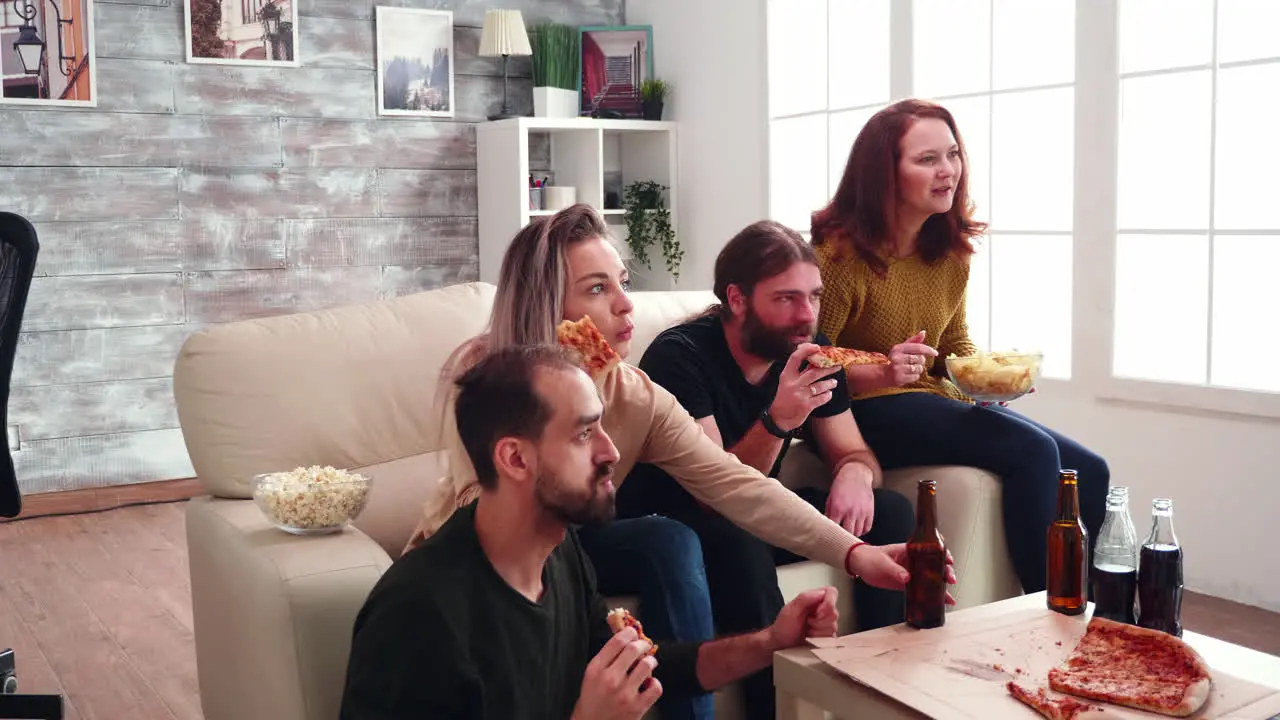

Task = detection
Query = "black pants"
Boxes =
[850,393,1111,594]
[617,475,914,720]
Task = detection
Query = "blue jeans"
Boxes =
[578,516,716,720]
[850,393,1111,593]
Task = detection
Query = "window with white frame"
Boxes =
[1112,0,1280,394]
[766,0,1278,408]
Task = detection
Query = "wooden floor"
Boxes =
[1,502,1279,719]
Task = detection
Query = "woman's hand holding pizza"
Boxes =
[770,344,843,432]
[886,331,938,386]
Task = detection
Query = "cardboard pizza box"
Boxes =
[808,604,1280,719]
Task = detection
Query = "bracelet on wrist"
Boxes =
[844,541,870,577]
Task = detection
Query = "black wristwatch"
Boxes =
[760,409,795,439]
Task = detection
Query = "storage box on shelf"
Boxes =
[476,117,678,285]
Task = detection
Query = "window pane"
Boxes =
[942,96,992,226]
[1214,64,1280,231]
[1113,234,1209,383]
[988,234,1073,379]
[767,0,827,117]
[827,107,878,197]
[1117,72,1211,230]
[1218,0,1280,64]
[913,0,990,98]
[1211,236,1280,392]
[1118,0,1213,74]
[828,1,889,110]
[990,88,1074,231]
[966,237,993,352]
[992,0,1075,90]
[769,115,829,232]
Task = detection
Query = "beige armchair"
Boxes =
[174,281,1020,720]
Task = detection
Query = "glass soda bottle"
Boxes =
[1137,498,1184,636]
[1091,487,1138,623]
[906,479,947,629]
[1046,469,1088,615]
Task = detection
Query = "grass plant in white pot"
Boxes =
[531,22,579,118]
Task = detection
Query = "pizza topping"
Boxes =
[1008,681,1098,720]
[606,608,658,656]
[556,315,622,379]
[809,346,890,369]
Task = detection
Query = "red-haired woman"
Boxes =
[811,98,1110,594]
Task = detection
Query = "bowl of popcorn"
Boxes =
[252,465,372,535]
[945,351,1043,404]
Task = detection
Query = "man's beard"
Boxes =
[535,461,616,527]
[741,305,816,362]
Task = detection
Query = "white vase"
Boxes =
[533,87,579,118]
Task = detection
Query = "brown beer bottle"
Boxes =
[906,479,947,629]
[1047,469,1089,615]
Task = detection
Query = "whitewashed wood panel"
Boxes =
[305,20,530,77]
[452,25,533,77]
[300,0,623,25]
[283,217,476,266]
[455,75,533,121]
[0,168,179,222]
[13,325,201,387]
[183,267,384,323]
[179,169,379,219]
[95,1,183,60]
[96,58,177,113]
[33,220,181,276]
[173,65,375,119]
[25,274,185,332]
[0,112,279,167]
[377,169,477,217]
[380,262,479,298]
[281,118,473,169]
[14,429,193,495]
[182,218,285,271]
[9,378,178,442]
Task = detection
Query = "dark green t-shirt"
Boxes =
[339,503,702,719]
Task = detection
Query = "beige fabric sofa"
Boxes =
[174,281,1020,720]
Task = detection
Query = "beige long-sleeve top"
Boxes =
[407,363,858,569]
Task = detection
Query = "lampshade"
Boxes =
[478,9,532,57]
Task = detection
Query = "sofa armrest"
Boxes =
[186,496,393,720]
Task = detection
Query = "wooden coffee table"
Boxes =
[774,592,1280,720]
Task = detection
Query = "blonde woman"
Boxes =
[406,204,954,720]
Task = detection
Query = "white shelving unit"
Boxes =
[476,117,679,285]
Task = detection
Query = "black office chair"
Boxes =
[0,212,63,720]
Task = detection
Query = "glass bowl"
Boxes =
[945,352,1043,404]
[252,466,372,535]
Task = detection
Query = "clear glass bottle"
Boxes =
[1137,498,1184,636]
[1091,487,1138,623]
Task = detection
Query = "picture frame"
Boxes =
[1,0,97,107]
[577,24,654,118]
[375,6,455,119]
[184,0,299,67]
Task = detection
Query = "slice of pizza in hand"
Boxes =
[556,315,622,379]
[606,608,658,656]
[1007,681,1097,720]
[810,346,890,369]
[1048,617,1212,717]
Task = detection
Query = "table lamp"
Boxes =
[478,9,533,120]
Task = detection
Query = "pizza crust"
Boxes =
[556,315,621,379]
[810,346,890,369]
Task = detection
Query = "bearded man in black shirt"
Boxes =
[339,345,841,720]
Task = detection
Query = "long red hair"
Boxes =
[811,98,987,276]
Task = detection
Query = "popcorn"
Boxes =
[253,465,370,533]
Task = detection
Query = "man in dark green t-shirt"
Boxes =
[339,345,841,720]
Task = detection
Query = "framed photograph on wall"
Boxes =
[1,0,97,107]
[376,7,455,118]
[577,25,653,118]
[184,0,299,67]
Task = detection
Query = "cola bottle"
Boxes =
[1091,487,1138,623]
[1137,498,1184,637]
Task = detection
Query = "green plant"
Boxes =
[639,78,669,104]
[531,23,579,90]
[623,180,683,281]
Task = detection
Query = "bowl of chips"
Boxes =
[945,351,1042,404]
[252,465,372,535]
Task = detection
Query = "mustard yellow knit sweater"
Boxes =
[815,241,977,402]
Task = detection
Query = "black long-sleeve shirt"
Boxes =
[339,502,703,719]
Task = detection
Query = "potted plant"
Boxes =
[639,79,669,120]
[531,22,579,118]
[622,180,683,283]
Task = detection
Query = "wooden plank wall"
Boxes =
[0,0,623,494]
